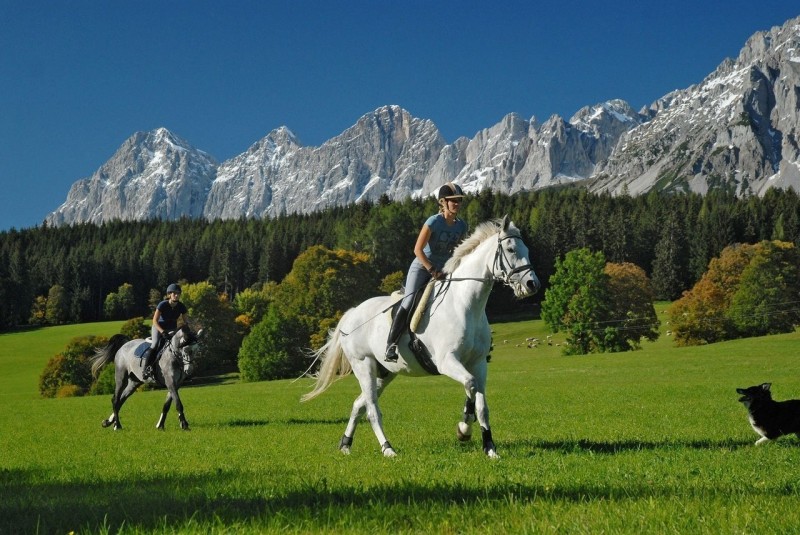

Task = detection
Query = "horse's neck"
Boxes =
[446,237,495,313]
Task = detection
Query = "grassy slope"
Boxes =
[1,312,799,533]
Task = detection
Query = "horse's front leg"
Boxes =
[156,392,173,430]
[457,396,476,441]
[439,355,498,458]
[470,361,498,458]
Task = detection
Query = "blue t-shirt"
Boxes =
[156,300,188,331]
[423,214,468,269]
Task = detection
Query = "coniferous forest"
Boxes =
[1,187,799,332]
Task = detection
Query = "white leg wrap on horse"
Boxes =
[381,441,397,457]
[481,427,498,458]
[339,434,353,454]
[457,421,473,441]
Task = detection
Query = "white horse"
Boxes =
[302,216,540,458]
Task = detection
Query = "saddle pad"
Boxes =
[409,280,435,332]
[385,281,435,334]
[134,341,150,358]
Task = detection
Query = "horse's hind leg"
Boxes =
[342,360,396,456]
[104,374,138,430]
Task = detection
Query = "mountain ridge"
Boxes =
[46,15,800,226]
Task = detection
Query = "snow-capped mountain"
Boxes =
[46,129,217,225]
[204,106,447,219]
[590,16,800,195]
[45,15,800,226]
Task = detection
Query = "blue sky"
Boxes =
[1,1,797,231]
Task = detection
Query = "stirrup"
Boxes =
[384,344,399,362]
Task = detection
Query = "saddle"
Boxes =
[136,338,166,361]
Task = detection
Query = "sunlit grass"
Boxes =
[2,318,799,533]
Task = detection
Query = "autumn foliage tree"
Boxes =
[180,281,241,373]
[39,335,109,398]
[238,246,378,381]
[604,262,660,351]
[668,240,800,345]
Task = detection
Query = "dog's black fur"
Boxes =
[736,383,800,445]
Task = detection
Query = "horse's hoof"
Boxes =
[456,422,472,441]
[486,449,500,460]
[113,424,122,431]
[381,441,397,457]
[340,446,351,455]
[101,420,111,428]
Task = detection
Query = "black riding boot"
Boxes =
[142,347,156,379]
[385,306,409,362]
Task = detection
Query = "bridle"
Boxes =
[491,233,534,287]
[164,330,198,365]
[447,231,533,288]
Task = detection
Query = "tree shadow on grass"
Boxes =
[523,438,756,454]
[223,417,349,427]
[2,462,795,534]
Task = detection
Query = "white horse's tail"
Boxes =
[90,334,129,377]
[300,327,351,402]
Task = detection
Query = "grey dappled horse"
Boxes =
[91,325,202,430]
[302,216,540,458]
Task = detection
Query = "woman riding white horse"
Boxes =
[385,182,468,362]
[302,216,539,458]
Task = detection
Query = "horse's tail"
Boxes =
[91,334,130,377]
[300,327,351,403]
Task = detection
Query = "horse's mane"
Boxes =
[444,218,520,273]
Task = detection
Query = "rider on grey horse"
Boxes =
[142,283,189,379]
[385,182,468,362]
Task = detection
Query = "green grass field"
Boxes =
[2,308,800,534]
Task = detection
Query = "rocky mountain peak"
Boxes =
[45,16,800,226]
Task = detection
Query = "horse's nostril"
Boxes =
[527,279,539,293]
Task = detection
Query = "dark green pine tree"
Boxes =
[651,209,690,300]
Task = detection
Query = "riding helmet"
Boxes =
[166,283,182,294]
[437,182,465,201]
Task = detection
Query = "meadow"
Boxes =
[2,308,800,534]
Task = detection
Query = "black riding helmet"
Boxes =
[437,182,465,201]
[166,283,182,294]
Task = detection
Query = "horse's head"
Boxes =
[165,326,203,375]
[494,215,541,299]
[169,326,203,356]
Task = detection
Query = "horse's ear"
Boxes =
[501,214,510,231]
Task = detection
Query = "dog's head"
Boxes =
[736,383,772,407]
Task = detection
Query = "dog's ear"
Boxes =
[761,383,772,391]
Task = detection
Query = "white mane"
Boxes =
[443,219,520,274]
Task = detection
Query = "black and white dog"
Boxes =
[736,383,800,445]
